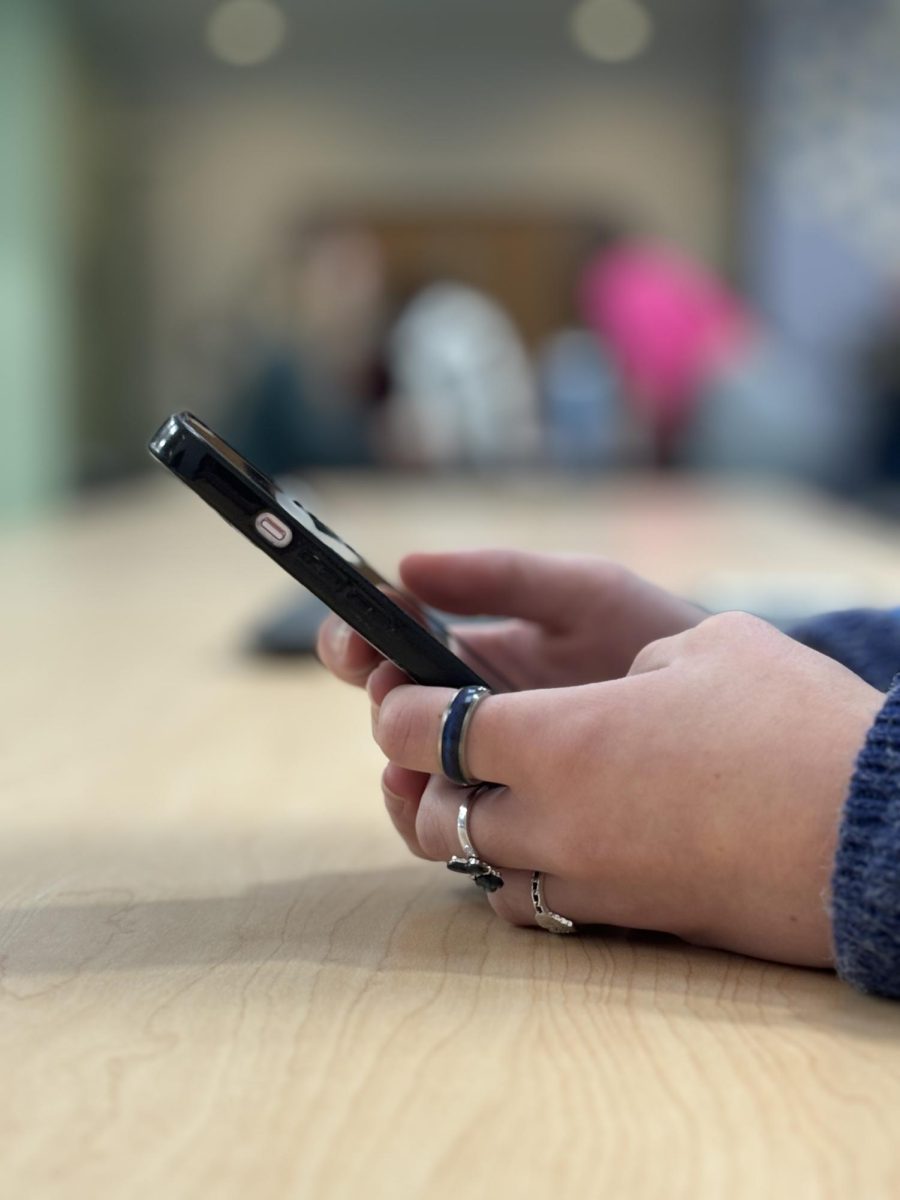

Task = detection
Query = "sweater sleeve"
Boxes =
[831,678,900,998]
[789,607,900,692]
[788,608,900,996]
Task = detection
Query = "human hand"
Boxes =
[317,549,704,691]
[369,613,884,968]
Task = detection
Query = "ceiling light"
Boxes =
[569,0,654,64]
[206,0,287,68]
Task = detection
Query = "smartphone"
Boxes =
[148,412,508,690]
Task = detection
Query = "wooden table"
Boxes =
[2,473,900,1200]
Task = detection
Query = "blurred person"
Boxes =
[318,548,900,999]
[537,329,630,469]
[580,231,874,486]
[580,236,754,466]
[386,282,540,468]
[224,217,389,474]
[681,339,872,490]
[863,303,900,488]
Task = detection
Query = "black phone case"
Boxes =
[148,412,496,689]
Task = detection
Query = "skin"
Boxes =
[317,550,884,967]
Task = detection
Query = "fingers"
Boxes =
[448,620,552,693]
[381,763,430,859]
[381,766,563,882]
[317,615,382,685]
[412,775,550,872]
[367,660,410,706]
[381,753,664,934]
[393,785,665,932]
[399,549,615,631]
[482,869,603,930]
[371,680,563,788]
[381,767,538,869]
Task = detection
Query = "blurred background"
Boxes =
[3,0,900,518]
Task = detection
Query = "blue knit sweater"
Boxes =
[790,609,900,997]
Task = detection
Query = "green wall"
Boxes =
[0,0,72,519]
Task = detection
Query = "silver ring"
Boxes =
[438,685,492,786]
[446,783,504,893]
[456,788,480,859]
[531,872,577,934]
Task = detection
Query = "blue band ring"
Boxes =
[439,685,492,786]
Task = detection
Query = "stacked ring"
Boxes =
[438,685,577,930]
[439,685,491,786]
[446,783,504,893]
[531,872,577,934]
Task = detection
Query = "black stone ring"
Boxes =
[439,685,491,786]
[446,783,504,893]
[447,855,504,893]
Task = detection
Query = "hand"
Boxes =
[369,613,884,967]
[317,549,704,691]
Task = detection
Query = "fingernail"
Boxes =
[366,667,382,705]
[383,786,407,813]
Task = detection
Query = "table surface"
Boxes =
[2,472,900,1200]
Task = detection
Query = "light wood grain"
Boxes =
[2,473,899,1200]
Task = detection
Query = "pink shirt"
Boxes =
[580,242,754,428]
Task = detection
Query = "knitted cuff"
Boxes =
[832,677,900,998]
[789,608,900,692]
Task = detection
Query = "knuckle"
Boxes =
[698,610,765,639]
[629,642,653,674]
[629,635,668,675]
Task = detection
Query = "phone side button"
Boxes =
[255,512,293,548]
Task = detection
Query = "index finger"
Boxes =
[372,682,587,790]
